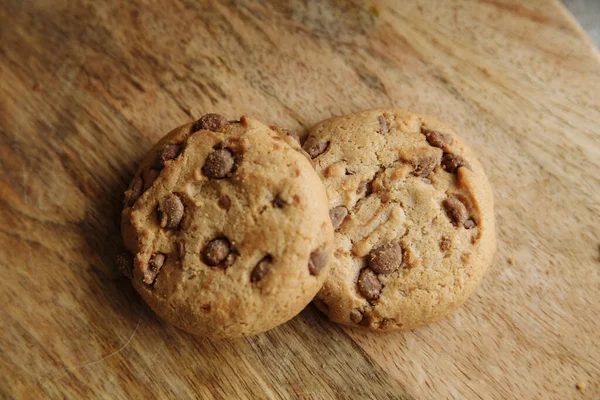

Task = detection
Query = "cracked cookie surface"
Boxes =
[120,115,334,338]
[304,109,496,331]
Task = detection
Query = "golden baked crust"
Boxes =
[304,109,496,331]
[121,115,334,338]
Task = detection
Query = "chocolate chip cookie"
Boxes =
[304,109,496,331]
[120,114,334,338]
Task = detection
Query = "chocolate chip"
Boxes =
[313,298,329,313]
[350,309,363,324]
[125,175,143,207]
[329,206,348,230]
[464,218,477,229]
[218,194,231,211]
[251,255,272,282]
[359,314,372,327]
[273,194,287,208]
[159,193,184,229]
[422,127,453,148]
[368,243,402,275]
[116,253,133,279]
[305,141,330,159]
[154,144,182,169]
[177,241,186,259]
[144,253,165,284]
[202,237,231,266]
[202,149,235,179]
[441,153,470,173]
[412,154,438,177]
[308,249,329,276]
[192,113,229,132]
[443,197,468,226]
[377,115,389,134]
[357,269,382,300]
[440,237,451,252]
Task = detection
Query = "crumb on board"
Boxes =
[575,382,585,392]
[507,257,515,265]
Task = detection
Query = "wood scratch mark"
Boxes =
[44,306,143,376]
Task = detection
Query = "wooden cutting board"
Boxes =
[1,0,599,398]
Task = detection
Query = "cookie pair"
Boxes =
[119,109,495,338]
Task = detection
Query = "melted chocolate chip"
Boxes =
[368,243,402,275]
[202,237,231,266]
[159,193,184,229]
[308,249,329,276]
[154,144,182,169]
[443,197,468,227]
[357,268,382,300]
[412,153,438,177]
[422,127,453,148]
[192,113,229,132]
[251,255,272,282]
[202,149,235,179]
[350,309,363,324]
[441,153,470,173]
[305,141,330,159]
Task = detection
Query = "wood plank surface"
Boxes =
[1,0,599,398]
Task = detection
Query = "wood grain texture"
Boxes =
[1,0,599,398]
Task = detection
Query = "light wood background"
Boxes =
[1,0,599,398]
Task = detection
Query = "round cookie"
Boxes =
[120,114,334,338]
[303,109,496,331]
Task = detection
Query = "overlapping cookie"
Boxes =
[303,109,496,330]
[119,114,334,338]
